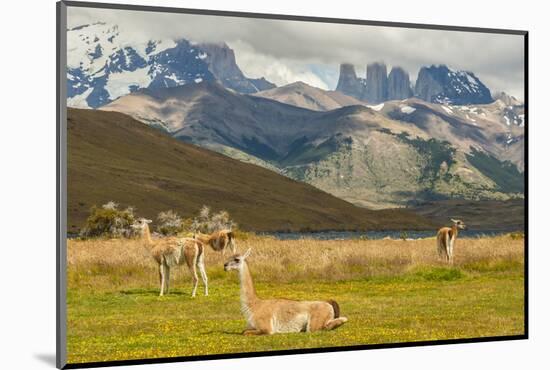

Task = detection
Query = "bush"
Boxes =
[191,205,236,233]
[156,210,184,236]
[232,228,254,241]
[80,201,138,238]
[508,231,525,240]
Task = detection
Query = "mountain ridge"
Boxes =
[101,81,524,209]
[67,23,275,108]
[67,108,436,232]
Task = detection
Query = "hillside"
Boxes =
[411,199,525,231]
[67,108,435,233]
[102,82,524,209]
[253,81,367,111]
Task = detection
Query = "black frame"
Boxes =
[56,1,529,368]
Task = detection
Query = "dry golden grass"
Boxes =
[66,234,524,364]
[68,234,524,291]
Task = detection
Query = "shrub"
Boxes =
[80,202,138,238]
[191,205,236,233]
[156,210,184,236]
[508,231,525,240]
[232,228,254,241]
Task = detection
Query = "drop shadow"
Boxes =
[34,353,56,367]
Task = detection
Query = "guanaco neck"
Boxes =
[239,261,258,309]
[451,224,459,239]
[141,224,153,245]
[196,233,213,246]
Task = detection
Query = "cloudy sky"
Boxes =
[68,6,525,99]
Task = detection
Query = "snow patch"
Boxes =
[368,103,384,111]
[441,106,453,115]
[165,73,185,84]
[518,114,525,127]
[67,87,93,108]
[105,67,151,100]
[400,105,416,114]
[466,73,479,86]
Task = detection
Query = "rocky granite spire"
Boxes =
[198,42,275,93]
[364,62,388,104]
[335,63,365,100]
[414,65,493,105]
[387,67,412,100]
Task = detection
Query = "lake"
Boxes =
[261,230,512,241]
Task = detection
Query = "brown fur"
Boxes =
[195,230,236,255]
[327,299,340,319]
[436,219,465,264]
[137,221,208,297]
[224,252,347,335]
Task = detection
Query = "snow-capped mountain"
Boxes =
[66,22,274,108]
[414,65,493,105]
[335,63,492,106]
[492,92,525,127]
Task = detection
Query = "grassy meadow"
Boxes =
[66,234,525,364]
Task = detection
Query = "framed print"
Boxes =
[57,1,527,368]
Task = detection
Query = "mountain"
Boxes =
[493,91,522,107]
[334,62,494,106]
[102,81,524,209]
[492,92,525,129]
[379,98,525,171]
[102,81,322,160]
[198,42,276,93]
[335,63,365,100]
[414,65,493,105]
[67,108,436,233]
[387,67,413,100]
[364,63,388,103]
[66,23,274,108]
[254,81,367,111]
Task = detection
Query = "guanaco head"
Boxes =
[451,219,466,230]
[224,248,251,271]
[132,218,152,233]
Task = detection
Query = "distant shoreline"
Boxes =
[67,228,522,240]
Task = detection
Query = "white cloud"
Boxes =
[67,6,525,99]
[229,41,329,89]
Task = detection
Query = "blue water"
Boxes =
[261,230,510,241]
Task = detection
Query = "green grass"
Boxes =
[67,265,524,364]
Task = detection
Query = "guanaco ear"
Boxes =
[242,248,252,259]
[145,219,152,224]
[450,218,458,223]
